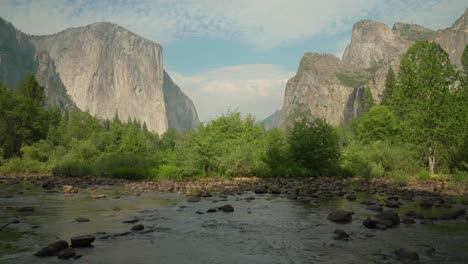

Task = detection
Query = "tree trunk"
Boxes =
[428,155,435,176]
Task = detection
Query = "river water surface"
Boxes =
[1,182,468,263]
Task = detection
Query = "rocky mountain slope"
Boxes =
[279,9,467,128]
[0,18,199,134]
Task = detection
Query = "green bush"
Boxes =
[341,142,419,181]
[52,159,94,177]
[95,152,150,179]
[0,158,50,174]
[417,169,431,180]
[155,164,185,180]
[450,170,468,184]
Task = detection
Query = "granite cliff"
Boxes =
[0,18,198,134]
[279,9,467,128]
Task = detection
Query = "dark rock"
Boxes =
[195,211,204,214]
[420,219,433,225]
[387,195,400,201]
[206,208,217,213]
[287,193,298,200]
[35,240,69,257]
[57,247,76,259]
[0,195,13,199]
[402,218,416,224]
[363,210,400,229]
[245,196,255,201]
[385,200,402,208]
[70,235,95,247]
[345,194,356,201]
[113,232,130,237]
[199,191,212,198]
[426,247,436,256]
[327,209,353,223]
[395,248,419,260]
[360,198,379,205]
[461,200,468,205]
[405,210,424,219]
[42,181,55,190]
[254,185,267,194]
[219,204,234,212]
[366,205,383,212]
[131,224,144,231]
[333,229,350,241]
[439,209,466,220]
[378,210,400,225]
[122,219,139,224]
[420,198,433,208]
[187,196,201,202]
[75,217,90,223]
[269,186,281,194]
[73,255,83,259]
[17,206,34,212]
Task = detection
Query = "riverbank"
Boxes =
[1,174,467,197]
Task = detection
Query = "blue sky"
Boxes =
[1,0,466,120]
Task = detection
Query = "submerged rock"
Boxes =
[333,229,350,241]
[57,247,76,259]
[219,204,234,212]
[187,196,201,203]
[70,235,95,247]
[206,208,217,213]
[327,209,353,223]
[385,200,402,208]
[75,217,90,223]
[345,194,356,201]
[395,248,419,260]
[131,224,145,231]
[360,198,379,205]
[366,205,383,212]
[439,209,466,220]
[363,210,400,229]
[17,206,34,212]
[420,198,433,208]
[35,240,69,257]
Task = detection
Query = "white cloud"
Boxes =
[1,0,465,49]
[168,65,294,121]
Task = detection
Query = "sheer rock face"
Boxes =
[280,9,467,128]
[0,19,199,134]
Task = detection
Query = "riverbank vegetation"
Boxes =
[0,41,467,184]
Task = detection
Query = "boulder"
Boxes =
[131,224,144,231]
[187,196,201,203]
[420,198,433,208]
[70,235,95,247]
[75,217,90,223]
[360,198,379,205]
[363,210,400,229]
[254,185,267,194]
[219,204,234,212]
[206,208,217,213]
[35,240,69,257]
[366,205,383,212]
[385,200,402,208]
[439,209,466,220]
[63,185,79,193]
[42,181,55,190]
[402,218,416,224]
[57,247,76,259]
[327,209,353,223]
[345,194,356,201]
[199,191,212,198]
[395,248,419,260]
[333,229,350,241]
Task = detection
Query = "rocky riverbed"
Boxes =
[1,175,468,263]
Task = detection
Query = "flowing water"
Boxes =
[1,181,468,264]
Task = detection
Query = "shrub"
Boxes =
[95,152,150,179]
[52,159,94,177]
[450,170,468,184]
[417,169,431,180]
[156,164,185,180]
[0,158,50,174]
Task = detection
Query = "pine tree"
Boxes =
[381,66,396,105]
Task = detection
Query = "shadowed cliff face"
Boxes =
[0,19,199,134]
[280,9,467,128]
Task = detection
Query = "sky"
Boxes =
[0,0,466,121]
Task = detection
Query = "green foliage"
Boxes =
[288,115,340,176]
[462,45,468,73]
[350,105,400,143]
[336,70,371,88]
[95,152,150,180]
[0,157,49,174]
[52,158,95,177]
[417,169,431,180]
[381,66,396,105]
[341,142,420,181]
[363,85,375,112]
[390,41,459,174]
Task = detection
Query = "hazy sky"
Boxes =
[1,0,466,121]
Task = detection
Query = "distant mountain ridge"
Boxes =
[0,18,199,134]
[277,9,467,128]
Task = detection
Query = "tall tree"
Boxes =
[391,41,457,175]
[381,66,396,105]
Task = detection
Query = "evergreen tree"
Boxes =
[381,66,396,105]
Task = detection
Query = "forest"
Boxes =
[0,41,467,185]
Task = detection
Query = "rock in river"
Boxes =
[254,184,268,194]
[327,209,353,223]
[187,196,201,202]
[70,235,95,247]
[333,229,350,241]
[420,198,433,208]
[57,247,76,259]
[345,194,356,201]
[360,198,379,205]
[363,210,400,229]
[35,240,69,257]
[131,224,145,231]
[75,217,90,223]
[219,204,234,212]
[439,209,466,220]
